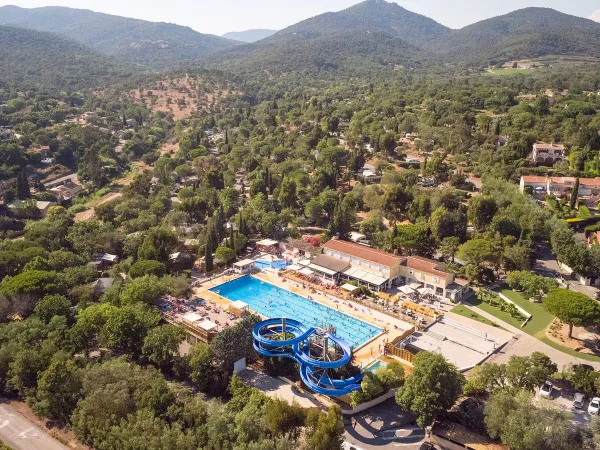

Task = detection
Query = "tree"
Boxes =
[467,196,497,232]
[34,294,71,323]
[129,260,166,278]
[440,236,461,262]
[484,389,583,450]
[396,352,464,427]
[120,275,165,306]
[188,342,218,393]
[457,239,496,267]
[211,315,261,372]
[278,176,297,209]
[101,304,160,357]
[142,325,186,370]
[570,177,580,210]
[16,170,30,200]
[263,398,306,438]
[304,405,345,450]
[544,289,600,337]
[214,246,235,265]
[34,357,83,425]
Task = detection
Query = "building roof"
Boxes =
[521,175,547,183]
[234,258,255,267]
[93,278,114,292]
[183,312,204,323]
[342,266,388,286]
[404,256,449,278]
[231,300,248,309]
[323,239,402,267]
[198,319,218,331]
[533,142,564,149]
[311,254,352,273]
[282,238,320,253]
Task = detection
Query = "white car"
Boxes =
[539,381,553,398]
[589,397,600,415]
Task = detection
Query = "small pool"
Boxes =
[211,275,381,348]
[255,259,290,271]
[365,360,388,373]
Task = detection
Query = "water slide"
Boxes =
[253,318,363,396]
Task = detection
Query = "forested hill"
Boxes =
[427,7,600,65]
[0,5,240,69]
[204,29,423,77]
[267,0,451,46]
[0,26,134,88]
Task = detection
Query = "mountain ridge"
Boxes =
[222,29,278,43]
[0,5,240,69]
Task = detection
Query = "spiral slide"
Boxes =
[253,318,363,396]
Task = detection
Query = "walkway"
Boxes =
[0,402,68,450]
[460,303,600,370]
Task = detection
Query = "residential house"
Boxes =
[91,254,119,272]
[92,278,114,296]
[8,200,57,217]
[400,256,469,301]
[49,181,82,203]
[29,145,52,159]
[280,238,321,259]
[520,176,600,206]
[532,142,565,165]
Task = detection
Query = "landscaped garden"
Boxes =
[466,286,600,362]
[449,304,506,330]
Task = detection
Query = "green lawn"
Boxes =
[450,304,506,331]
[467,287,600,362]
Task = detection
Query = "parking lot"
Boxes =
[536,383,593,428]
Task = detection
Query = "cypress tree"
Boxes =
[570,178,580,210]
[16,170,30,200]
[229,225,235,251]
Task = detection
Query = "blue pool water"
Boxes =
[365,360,387,373]
[211,275,381,348]
[255,259,290,271]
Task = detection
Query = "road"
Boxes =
[344,399,426,449]
[0,403,68,450]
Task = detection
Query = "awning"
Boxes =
[342,266,388,286]
[287,264,302,271]
[341,283,359,293]
[417,288,435,296]
[257,239,278,246]
[231,300,248,310]
[299,268,314,276]
[198,319,218,331]
[234,258,255,267]
[408,282,423,290]
[399,285,415,294]
[182,312,203,323]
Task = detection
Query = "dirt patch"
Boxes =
[87,192,122,208]
[74,209,94,222]
[547,319,600,355]
[127,77,196,120]
[1,398,90,450]
[160,142,178,156]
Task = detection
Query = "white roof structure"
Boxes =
[349,231,367,242]
[343,266,388,286]
[408,282,423,290]
[399,285,415,294]
[287,264,302,271]
[183,312,204,323]
[299,268,314,276]
[234,258,255,267]
[198,319,218,331]
[231,300,248,310]
[257,239,278,246]
[341,283,359,293]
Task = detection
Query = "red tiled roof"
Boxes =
[521,176,547,183]
[404,256,449,277]
[323,240,402,267]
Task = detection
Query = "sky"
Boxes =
[0,0,599,36]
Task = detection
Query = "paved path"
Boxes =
[0,403,68,450]
[461,303,600,370]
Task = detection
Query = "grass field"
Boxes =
[467,287,600,362]
[450,304,506,330]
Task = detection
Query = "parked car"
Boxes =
[539,381,553,398]
[573,392,585,409]
[589,397,600,415]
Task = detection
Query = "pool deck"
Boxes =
[195,271,414,368]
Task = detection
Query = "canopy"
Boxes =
[182,312,203,323]
[299,268,314,276]
[417,287,435,296]
[399,285,415,294]
[287,264,301,271]
[231,300,248,310]
[341,283,359,293]
[408,282,423,290]
[198,320,218,331]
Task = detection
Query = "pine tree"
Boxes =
[16,170,30,200]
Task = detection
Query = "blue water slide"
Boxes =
[252,318,363,396]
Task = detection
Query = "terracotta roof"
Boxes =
[580,178,600,187]
[323,240,402,267]
[521,176,547,183]
[404,256,448,278]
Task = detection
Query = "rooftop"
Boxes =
[323,239,402,267]
[311,254,352,273]
[404,256,449,278]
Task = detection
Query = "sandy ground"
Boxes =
[74,192,122,222]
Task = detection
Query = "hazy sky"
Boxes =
[1,0,599,35]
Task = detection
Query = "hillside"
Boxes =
[222,29,278,43]
[0,26,133,88]
[427,7,600,65]
[267,0,451,47]
[207,29,422,76]
[0,5,240,69]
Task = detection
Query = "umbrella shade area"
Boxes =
[399,285,415,294]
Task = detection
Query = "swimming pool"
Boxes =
[365,360,387,373]
[211,275,381,348]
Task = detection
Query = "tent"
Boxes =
[299,268,314,276]
[341,283,359,293]
[399,285,415,294]
[408,282,423,290]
